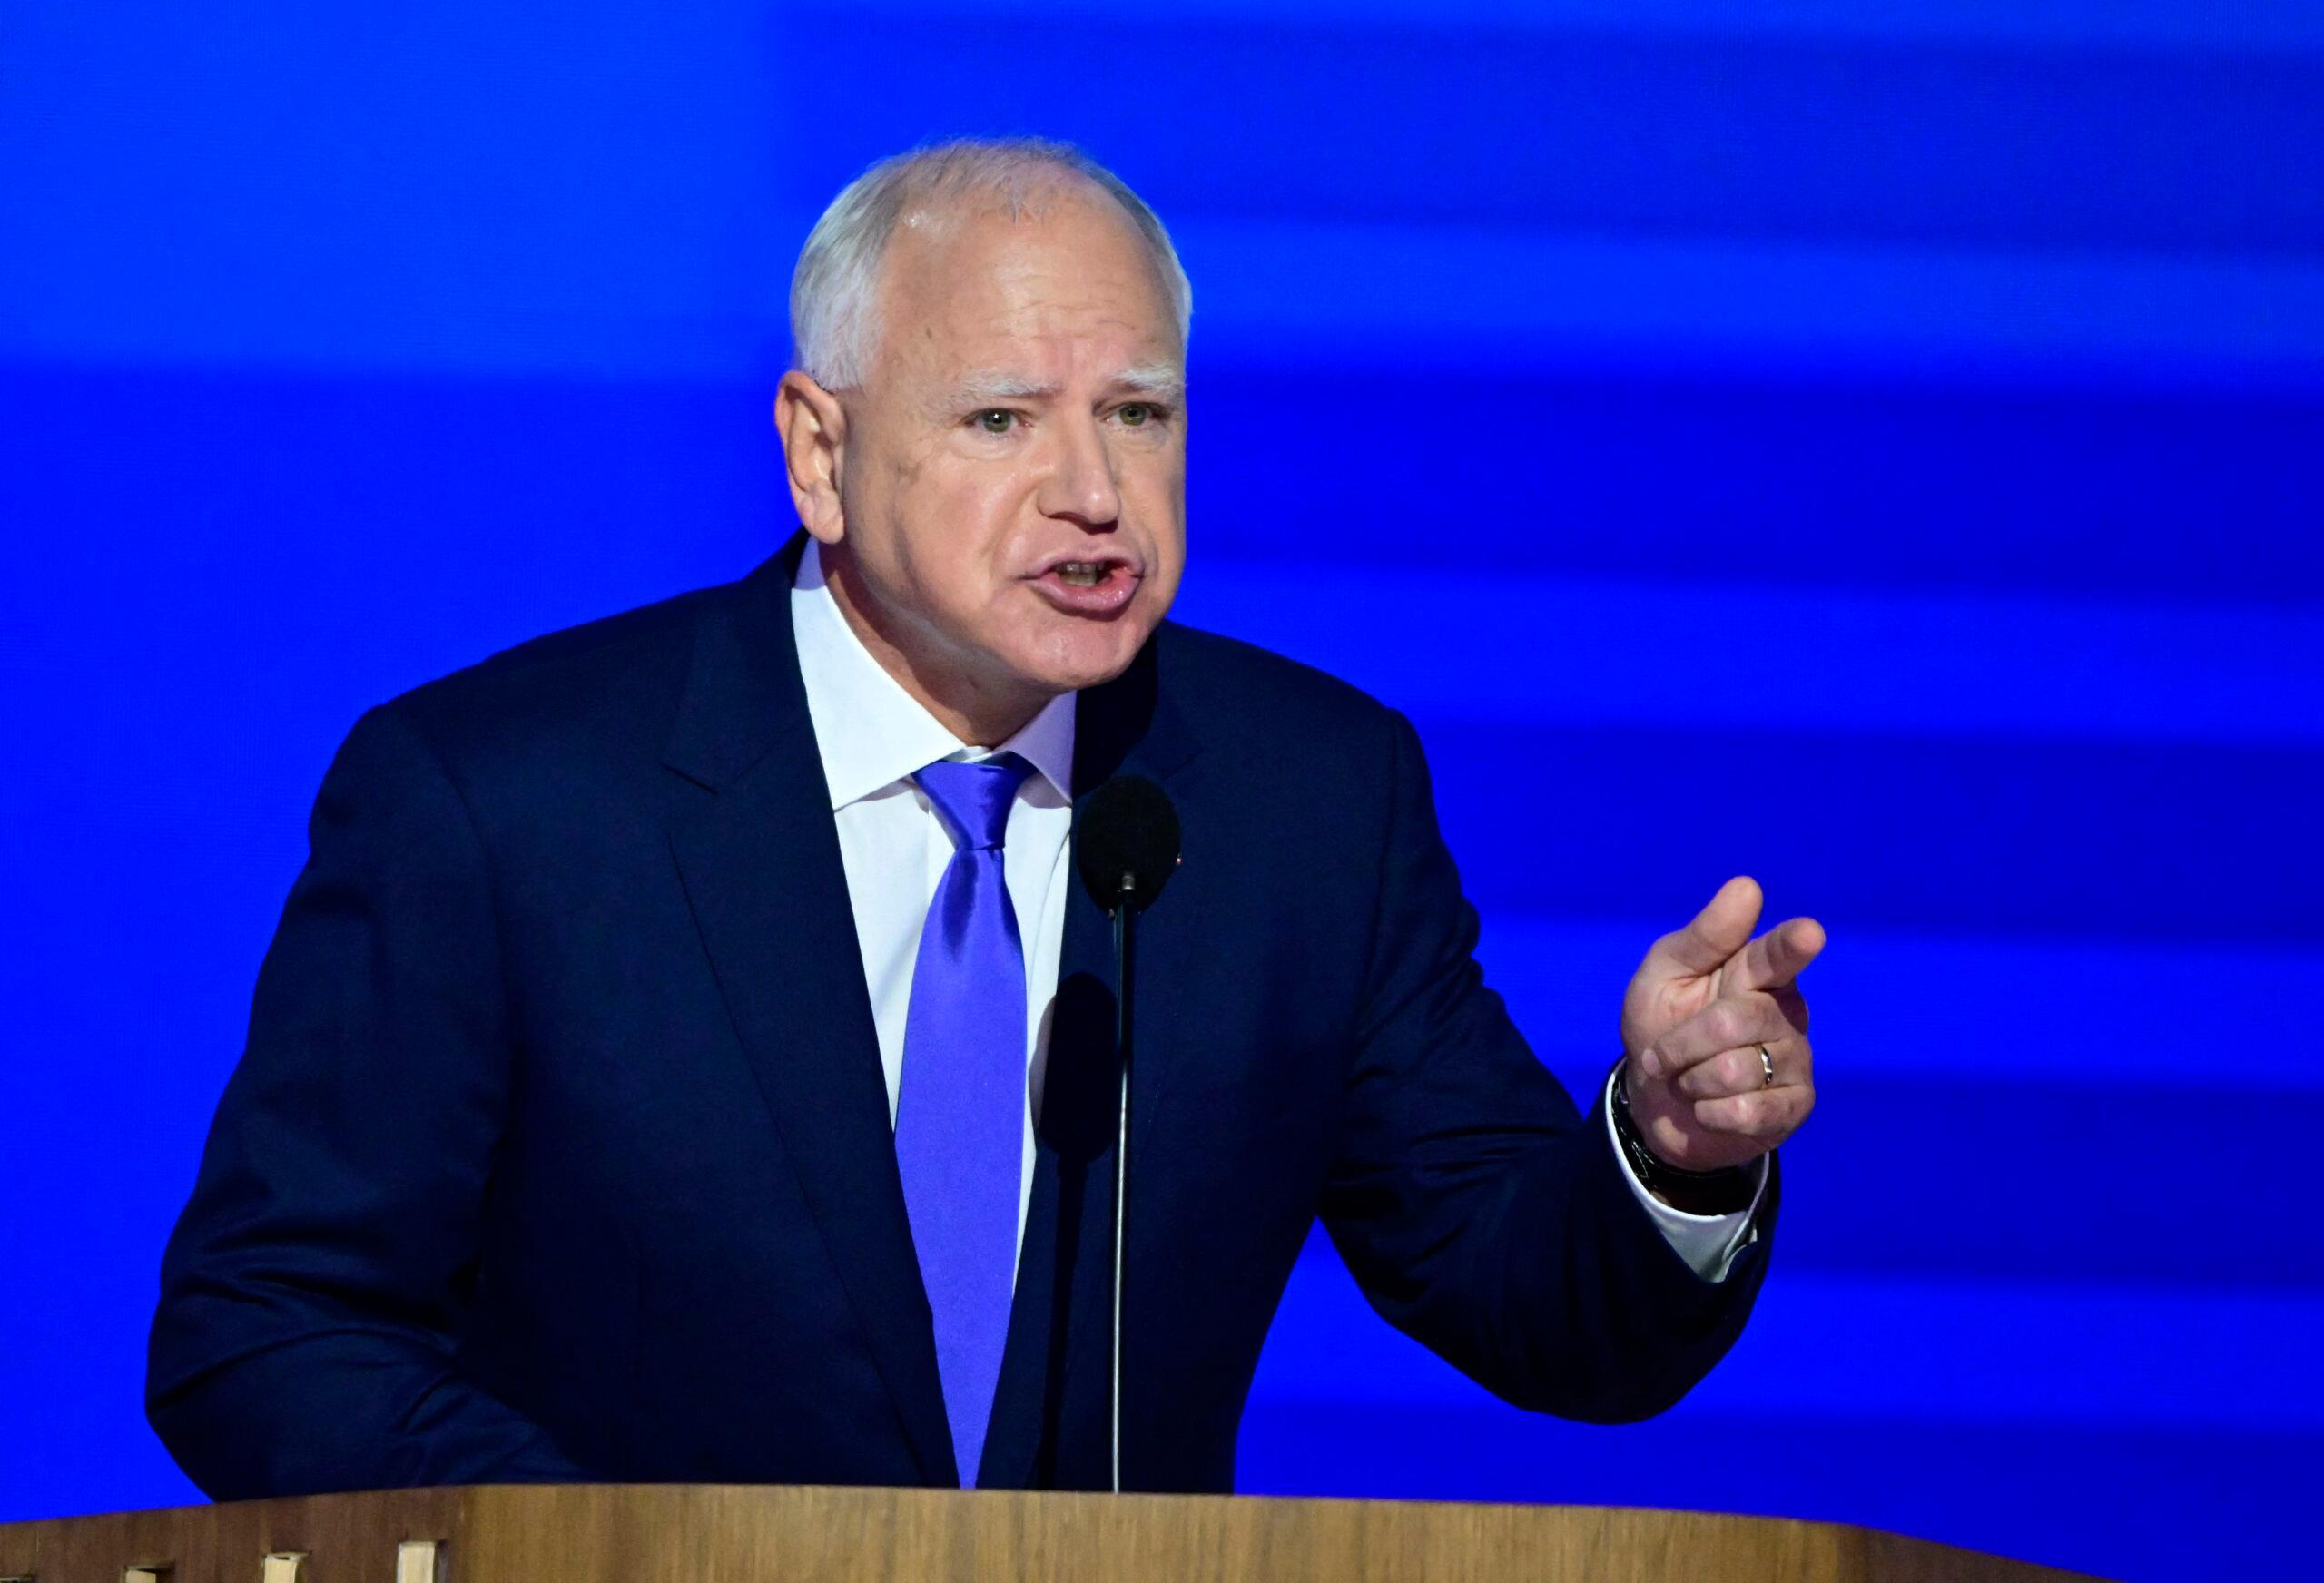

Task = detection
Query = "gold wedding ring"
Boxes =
[1756,1043,1776,1088]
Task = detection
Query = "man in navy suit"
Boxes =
[148,139,1825,1499]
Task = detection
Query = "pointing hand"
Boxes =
[1618,876,1824,1175]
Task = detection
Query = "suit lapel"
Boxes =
[979,635,1204,1489]
[663,535,957,1486]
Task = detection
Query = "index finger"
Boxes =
[1727,916,1827,994]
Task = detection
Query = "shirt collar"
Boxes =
[790,536,1077,811]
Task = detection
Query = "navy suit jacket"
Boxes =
[148,532,1776,1499]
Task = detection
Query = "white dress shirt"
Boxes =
[789,539,1763,1284]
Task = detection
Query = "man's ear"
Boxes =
[774,372,849,545]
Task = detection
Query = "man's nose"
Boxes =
[1035,413,1123,528]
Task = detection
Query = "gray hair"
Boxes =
[789,137,1194,391]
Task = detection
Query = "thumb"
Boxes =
[1640,875,1765,981]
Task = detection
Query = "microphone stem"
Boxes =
[1110,880,1135,1495]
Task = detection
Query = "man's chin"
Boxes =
[1011,620,1155,696]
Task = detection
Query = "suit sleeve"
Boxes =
[147,703,589,1498]
[1315,710,1777,1423]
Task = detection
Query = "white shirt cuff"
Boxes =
[1601,1068,1766,1283]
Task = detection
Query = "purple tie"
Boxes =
[895,752,1035,1488]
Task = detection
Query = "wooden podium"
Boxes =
[0,1484,2102,1582]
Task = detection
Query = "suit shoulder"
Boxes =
[1156,618,1404,748]
[367,571,743,770]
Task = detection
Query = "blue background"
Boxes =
[4,4,2319,1578]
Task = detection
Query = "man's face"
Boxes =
[793,192,1187,723]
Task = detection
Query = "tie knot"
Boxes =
[914,752,1035,851]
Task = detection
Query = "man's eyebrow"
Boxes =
[1113,361,1187,402]
[942,370,1059,406]
[937,363,1187,408]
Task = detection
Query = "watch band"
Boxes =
[1610,1058,1761,1216]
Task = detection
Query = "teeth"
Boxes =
[1056,562,1105,587]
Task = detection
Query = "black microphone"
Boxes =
[1072,775,1180,1494]
[1075,775,1181,917]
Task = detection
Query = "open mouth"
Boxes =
[1030,556,1140,615]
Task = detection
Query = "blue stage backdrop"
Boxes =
[4,5,2319,1578]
